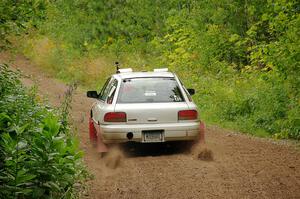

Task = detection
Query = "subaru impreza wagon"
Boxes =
[87,68,204,144]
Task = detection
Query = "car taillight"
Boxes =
[178,110,198,120]
[104,112,127,122]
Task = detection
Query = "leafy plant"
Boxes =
[0,64,85,198]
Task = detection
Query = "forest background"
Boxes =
[1,0,299,140]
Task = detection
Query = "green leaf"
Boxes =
[16,140,27,150]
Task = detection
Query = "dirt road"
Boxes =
[1,52,300,199]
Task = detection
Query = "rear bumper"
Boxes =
[97,122,200,143]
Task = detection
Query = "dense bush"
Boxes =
[0,64,85,198]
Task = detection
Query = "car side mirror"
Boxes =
[187,88,195,96]
[87,91,99,98]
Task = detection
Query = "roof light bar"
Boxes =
[118,68,133,73]
[154,68,168,72]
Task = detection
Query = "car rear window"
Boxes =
[117,77,184,103]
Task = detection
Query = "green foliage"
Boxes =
[0,0,47,49]
[0,64,85,198]
[2,0,300,139]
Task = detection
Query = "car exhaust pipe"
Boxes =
[127,132,133,140]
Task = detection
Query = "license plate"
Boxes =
[143,130,164,143]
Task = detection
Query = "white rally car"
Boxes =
[87,68,204,146]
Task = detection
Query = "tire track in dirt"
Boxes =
[1,52,300,199]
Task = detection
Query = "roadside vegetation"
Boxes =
[1,0,299,140]
[0,64,86,198]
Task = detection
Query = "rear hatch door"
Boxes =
[114,102,189,124]
[115,77,189,124]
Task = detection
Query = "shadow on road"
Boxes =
[117,141,194,157]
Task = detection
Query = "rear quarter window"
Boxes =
[99,78,118,102]
[117,77,184,103]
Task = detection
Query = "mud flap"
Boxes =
[89,117,98,143]
[89,117,108,153]
[199,121,206,144]
[96,136,109,154]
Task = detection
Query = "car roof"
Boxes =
[113,71,175,80]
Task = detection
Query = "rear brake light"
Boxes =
[104,112,126,122]
[178,110,198,120]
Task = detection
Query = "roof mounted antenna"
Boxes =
[115,61,133,73]
[115,61,120,73]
